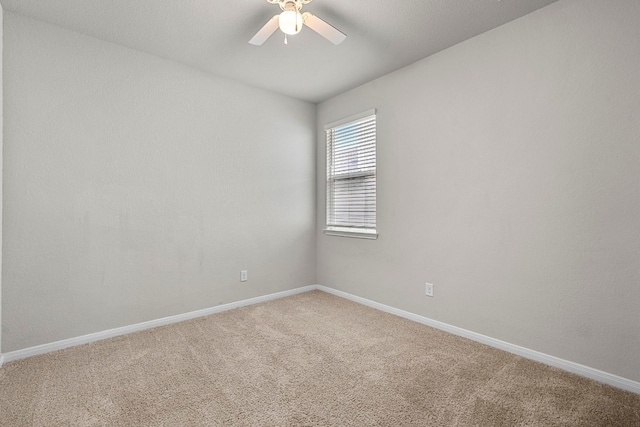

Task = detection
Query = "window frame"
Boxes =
[323,109,378,240]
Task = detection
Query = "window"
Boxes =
[324,109,377,239]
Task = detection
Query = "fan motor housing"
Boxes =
[266,0,312,12]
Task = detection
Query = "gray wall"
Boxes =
[317,0,640,382]
[0,3,4,357]
[2,13,316,352]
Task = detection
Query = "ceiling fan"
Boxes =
[249,0,346,46]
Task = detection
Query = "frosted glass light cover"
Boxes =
[279,10,303,35]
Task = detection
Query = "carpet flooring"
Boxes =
[1,290,639,426]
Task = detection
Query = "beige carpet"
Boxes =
[1,290,639,426]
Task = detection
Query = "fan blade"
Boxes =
[302,12,346,45]
[249,15,280,46]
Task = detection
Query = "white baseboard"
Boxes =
[316,285,640,395]
[1,285,317,364]
[2,284,638,395]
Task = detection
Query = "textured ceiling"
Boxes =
[0,0,559,103]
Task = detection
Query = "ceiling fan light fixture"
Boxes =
[279,10,303,35]
[249,0,346,46]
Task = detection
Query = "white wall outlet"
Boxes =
[425,282,434,297]
[240,270,248,282]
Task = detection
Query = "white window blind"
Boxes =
[326,110,377,234]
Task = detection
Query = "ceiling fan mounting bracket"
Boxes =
[266,0,312,12]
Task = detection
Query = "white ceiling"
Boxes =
[0,0,558,103]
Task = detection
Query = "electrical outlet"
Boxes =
[425,283,434,297]
[240,270,248,282]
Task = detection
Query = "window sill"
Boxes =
[323,227,378,240]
